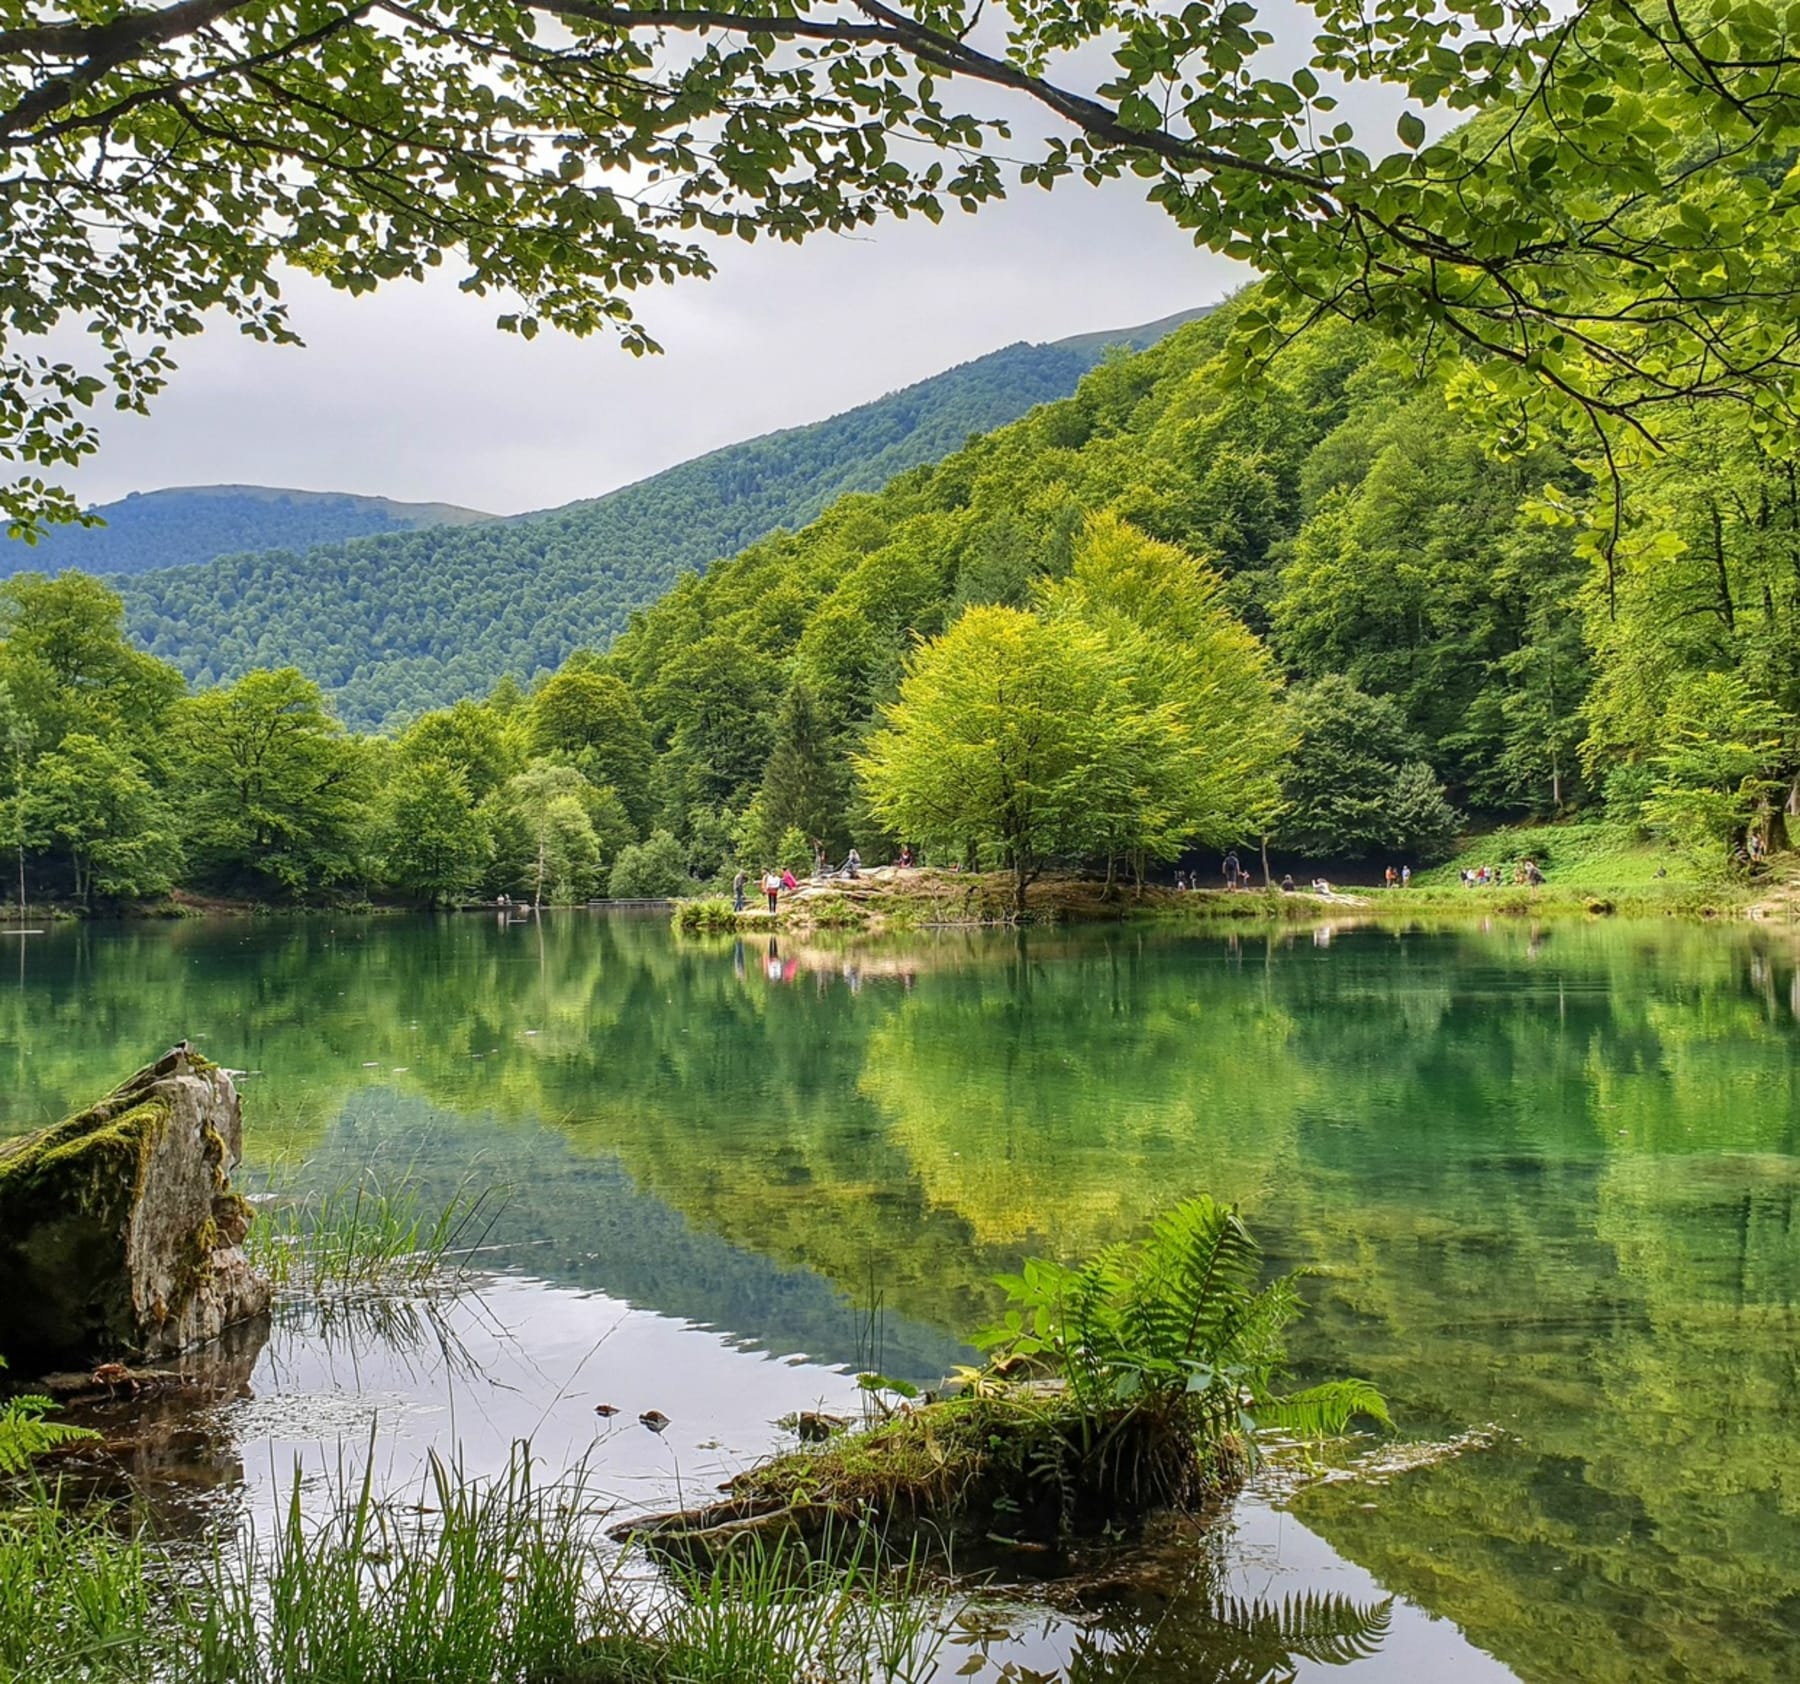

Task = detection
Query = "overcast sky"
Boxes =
[61,0,1430,517]
[73,178,1240,517]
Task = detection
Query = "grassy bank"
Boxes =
[668,818,1800,937]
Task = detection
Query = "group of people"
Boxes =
[731,844,869,913]
[1459,860,1543,887]
[1170,852,1412,895]
[1171,854,1255,892]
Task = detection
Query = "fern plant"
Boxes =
[0,1357,100,1473]
[974,1197,1388,1453]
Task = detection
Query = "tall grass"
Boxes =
[247,1171,504,1297]
[187,1451,598,1684]
[0,1492,164,1684]
[0,1447,950,1684]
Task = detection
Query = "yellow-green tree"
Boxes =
[856,604,1127,911]
[859,522,1289,908]
[1039,514,1290,875]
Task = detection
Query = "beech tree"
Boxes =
[375,756,491,904]
[22,732,181,904]
[174,666,368,894]
[10,4,1800,534]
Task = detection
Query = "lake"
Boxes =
[4,911,1798,1682]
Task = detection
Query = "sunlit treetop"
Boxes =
[7,1,1800,532]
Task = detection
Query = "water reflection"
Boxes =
[3,914,1799,1682]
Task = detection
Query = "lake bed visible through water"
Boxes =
[4,911,1798,1682]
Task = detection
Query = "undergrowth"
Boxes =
[0,1447,949,1684]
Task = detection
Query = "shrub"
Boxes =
[608,830,689,899]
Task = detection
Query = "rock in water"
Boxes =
[0,1049,271,1370]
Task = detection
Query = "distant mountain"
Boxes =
[3,484,494,578]
[1050,305,1216,357]
[117,310,1204,729]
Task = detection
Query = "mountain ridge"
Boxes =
[113,304,1214,728]
[6,484,496,579]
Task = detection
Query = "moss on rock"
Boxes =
[0,1049,269,1370]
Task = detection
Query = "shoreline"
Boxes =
[671,867,1786,937]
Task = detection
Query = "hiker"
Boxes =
[843,846,862,880]
[1401,864,1411,888]
[762,869,781,914]
[1385,865,1398,890]
[1280,873,1295,894]
[781,866,799,891]
[732,867,747,912]
[1175,870,1188,892]
[1222,849,1241,889]
[898,843,914,869]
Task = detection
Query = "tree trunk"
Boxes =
[1260,834,1272,888]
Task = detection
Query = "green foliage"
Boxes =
[859,519,1290,905]
[113,345,1107,729]
[1279,677,1460,861]
[858,603,1126,908]
[976,1196,1389,1445]
[12,0,1800,548]
[1642,673,1790,866]
[0,1356,99,1473]
[374,760,491,907]
[608,830,690,900]
[484,762,629,905]
[22,732,181,905]
[175,669,370,898]
[756,684,846,859]
[399,701,521,803]
[1038,513,1291,860]
[527,669,653,829]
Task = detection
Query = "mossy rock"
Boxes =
[0,1049,270,1371]
[615,1390,1246,1572]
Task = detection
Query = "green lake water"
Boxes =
[4,911,1798,1681]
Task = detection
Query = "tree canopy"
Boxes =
[859,516,1289,906]
[12,3,1800,534]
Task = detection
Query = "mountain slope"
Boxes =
[118,315,1202,728]
[6,485,494,578]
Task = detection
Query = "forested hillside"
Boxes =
[2,296,1791,916]
[118,330,1186,728]
[6,485,493,578]
[580,296,1796,878]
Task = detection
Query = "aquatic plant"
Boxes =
[0,1444,949,1684]
[0,1493,164,1684]
[974,1196,1389,1445]
[633,1198,1388,1560]
[671,897,744,934]
[247,1170,503,1298]
[0,1358,100,1474]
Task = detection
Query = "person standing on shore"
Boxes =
[732,867,747,912]
[763,870,780,914]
